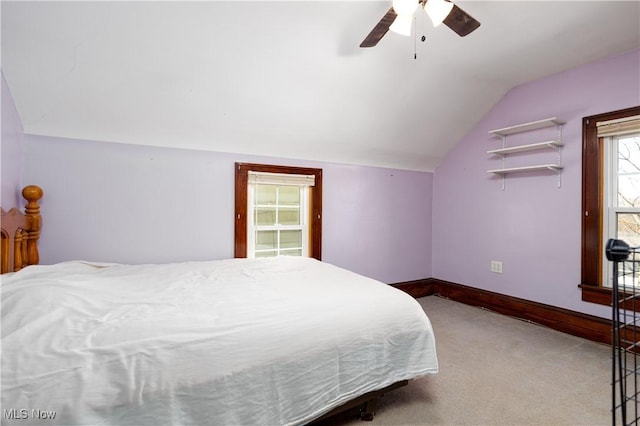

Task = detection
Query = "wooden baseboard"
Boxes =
[391,278,612,346]
[389,278,436,298]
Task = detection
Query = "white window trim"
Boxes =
[247,179,311,259]
[602,133,640,287]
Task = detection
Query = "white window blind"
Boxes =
[248,171,315,187]
[597,115,640,138]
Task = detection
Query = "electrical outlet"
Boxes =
[490,261,503,274]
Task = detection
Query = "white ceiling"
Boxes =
[2,1,639,171]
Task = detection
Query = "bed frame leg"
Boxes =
[359,397,378,421]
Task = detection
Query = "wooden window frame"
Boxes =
[580,106,640,305]
[234,162,322,260]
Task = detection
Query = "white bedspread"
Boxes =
[1,257,438,425]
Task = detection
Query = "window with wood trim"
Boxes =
[580,106,640,305]
[234,162,322,260]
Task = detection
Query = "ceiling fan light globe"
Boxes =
[392,0,419,17]
[389,13,414,36]
[424,0,454,27]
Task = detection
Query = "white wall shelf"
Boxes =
[489,118,566,137]
[487,140,563,156]
[487,164,564,174]
[487,117,565,189]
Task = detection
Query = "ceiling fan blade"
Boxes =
[443,4,480,37]
[360,7,397,48]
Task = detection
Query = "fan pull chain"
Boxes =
[414,14,427,59]
[414,16,417,59]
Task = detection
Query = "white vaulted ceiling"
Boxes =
[2,1,639,171]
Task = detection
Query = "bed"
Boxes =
[1,186,438,425]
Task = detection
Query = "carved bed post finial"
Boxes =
[22,185,43,267]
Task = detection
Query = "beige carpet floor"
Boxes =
[317,295,612,426]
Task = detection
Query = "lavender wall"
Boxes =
[19,48,638,311]
[433,49,640,318]
[23,136,433,284]
[1,71,24,209]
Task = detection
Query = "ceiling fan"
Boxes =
[360,0,480,48]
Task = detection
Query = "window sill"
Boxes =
[580,283,639,310]
[579,284,612,306]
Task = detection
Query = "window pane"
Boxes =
[617,136,640,174]
[255,185,276,205]
[617,213,640,247]
[617,136,640,208]
[280,249,302,257]
[278,208,300,225]
[255,208,276,226]
[278,186,300,205]
[256,230,277,250]
[280,230,302,249]
[255,250,277,258]
[618,174,640,207]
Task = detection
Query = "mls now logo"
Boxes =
[3,409,28,420]
[4,409,57,420]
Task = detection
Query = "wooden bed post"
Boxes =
[1,185,43,273]
[22,185,43,267]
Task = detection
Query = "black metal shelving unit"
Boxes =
[607,238,640,425]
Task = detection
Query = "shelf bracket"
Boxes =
[545,165,563,189]
[555,124,563,189]
[500,135,506,190]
